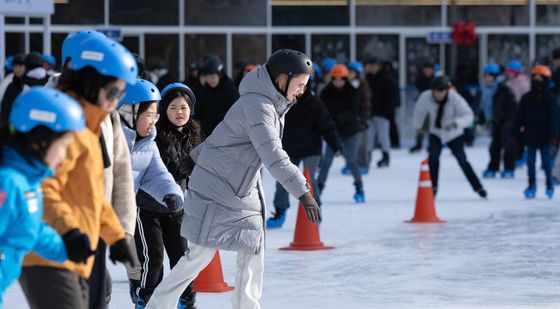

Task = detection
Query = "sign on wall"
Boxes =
[0,0,54,16]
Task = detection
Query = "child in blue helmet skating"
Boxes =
[0,88,86,308]
[19,30,138,309]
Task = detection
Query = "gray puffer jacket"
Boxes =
[182,66,310,254]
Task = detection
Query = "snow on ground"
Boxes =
[6,140,560,309]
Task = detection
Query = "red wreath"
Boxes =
[452,22,477,46]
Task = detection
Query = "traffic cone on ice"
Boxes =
[193,251,234,293]
[405,159,446,224]
[280,168,334,251]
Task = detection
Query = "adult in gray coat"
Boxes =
[146,50,321,309]
[413,75,487,198]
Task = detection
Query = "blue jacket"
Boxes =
[0,146,67,305]
[121,125,183,211]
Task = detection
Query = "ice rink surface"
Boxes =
[6,141,560,309]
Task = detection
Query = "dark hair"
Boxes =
[157,91,203,151]
[0,125,65,163]
[57,66,117,104]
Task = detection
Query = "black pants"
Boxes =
[389,114,400,148]
[87,240,112,309]
[20,266,89,309]
[487,121,515,171]
[135,208,194,301]
[428,134,483,191]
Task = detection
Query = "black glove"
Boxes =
[109,238,138,268]
[163,194,182,212]
[62,229,94,264]
[179,154,196,176]
[299,192,321,223]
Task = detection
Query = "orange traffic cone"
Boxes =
[193,251,234,293]
[280,168,334,251]
[406,159,446,224]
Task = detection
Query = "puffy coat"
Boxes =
[513,91,559,148]
[183,65,309,254]
[283,87,342,158]
[320,82,361,136]
[136,127,196,213]
[0,146,67,303]
[121,125,184,212]
[23,94,126,279]
[413,90,474,144]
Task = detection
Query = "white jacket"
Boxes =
[413,90,474,144]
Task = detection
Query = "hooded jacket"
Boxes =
[182,66,309,254]
[23,94,126,279]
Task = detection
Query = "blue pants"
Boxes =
[318,134,362,191]
[527,145,552,185]
[273,155,321,215]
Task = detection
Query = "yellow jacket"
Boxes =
[23,94,126,279]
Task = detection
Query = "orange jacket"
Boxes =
[23,94,126,279]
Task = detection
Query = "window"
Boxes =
[185,34,227,78]
[233,35,267,66]
[488,35,529,71]
[50,33,68,66]
[536,35,560,65]
[537,4,560,26]
[6,33,25,57]
[30,33,43,55]
[145,35,179,81]
[187,0,266,26]
[110,0,178,25]
[311,35,350,65]
[356,35,398,63]
[448,5,529,26]
[52,2,103,24]
[356,5,440,26]
[121,36,140,56]
[272,35,305,53]
[273,5,349,26]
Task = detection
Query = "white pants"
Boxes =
[146,242,264,309]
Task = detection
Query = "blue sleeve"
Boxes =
[32,221,68,263]
[0,178,17,243]
[139,143,184,206]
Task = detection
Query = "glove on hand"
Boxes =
[298,192,321,223]
[62,229,94,264]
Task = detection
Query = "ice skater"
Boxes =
[413,75,487,198]
[145,49,321,309]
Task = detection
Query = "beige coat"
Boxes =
[101,111,136,237]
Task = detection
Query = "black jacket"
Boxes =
[136,128,196,213]
[415,74,433,94]
[492,82,517,124]
[513,91,559,147]
[283,88,342,158]
[320,82,361,137]
[366,70,398,119]
[193,76,240,138]
[1,74,50,125]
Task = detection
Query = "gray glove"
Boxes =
[298,192,321,223]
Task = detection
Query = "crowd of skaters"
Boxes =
[1,28,560,309]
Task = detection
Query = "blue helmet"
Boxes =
[5,55,13,71]
[119,79,161,107]
[43,54,57,67]
[62,30,138,84]
[347,61,364,75]
[506,60,523,74]
[161,82,196,104]
[321,58,337,72]
[483,64,500,75]
[9,87,85,133]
